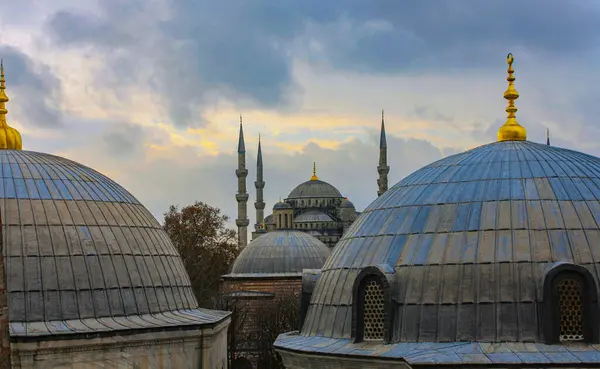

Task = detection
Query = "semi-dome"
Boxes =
[0,150,225,336]
[294,210,334,223]
[227,230,329,275]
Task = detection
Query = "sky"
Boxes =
[2,0,600,235]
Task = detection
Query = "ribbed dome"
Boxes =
[229,230,329,275]
[287,179,343,199]
[0,150,223,336]
[301,140,600,343]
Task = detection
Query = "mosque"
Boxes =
[274,54,600,368]
[234,111,391,249]
[0,61,229,368]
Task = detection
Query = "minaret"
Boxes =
[254,134,265,231]
[377,110,389,197]
[235,116,249,248]
[0,59,22,150]
[546,128,550,146]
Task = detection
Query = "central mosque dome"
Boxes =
[276,54,600,367]
[287,163,343,199]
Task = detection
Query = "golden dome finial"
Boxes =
[0,59,23,150]
[310,161,319,181]
[497,53,526,142]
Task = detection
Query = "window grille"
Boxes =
[557,278,584,342]
[363,279,384,340]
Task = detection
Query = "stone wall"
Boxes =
[277,348,412,369]
[222,277,301,296]
[10,318,229,369]
[222,277,301,336]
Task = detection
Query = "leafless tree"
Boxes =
[253,291,300,369]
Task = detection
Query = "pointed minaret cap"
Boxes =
[310,162,319,181]
[0,59,23,150]
[237,115,245,153]
[497,53,527,142]
[380,109,387,148]
[257,133,262,163]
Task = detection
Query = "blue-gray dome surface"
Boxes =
[228,230,330,275]
[0,150,226,337]
[287,179,343,199]
[300,140,600,343]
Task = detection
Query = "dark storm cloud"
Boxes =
[0,46,62,127]
[44,0,600,127]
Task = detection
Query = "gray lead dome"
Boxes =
[229,230,330,275]
[301,140,600,342]
[287,179,343,199]
[0,150,214,335]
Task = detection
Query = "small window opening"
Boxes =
[362,278,384,340]
[557,277,584,342]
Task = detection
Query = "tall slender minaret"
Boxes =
[546,128,551,146]
[235,116,249,248]
[254,134,265,231]
[377,110,390,197]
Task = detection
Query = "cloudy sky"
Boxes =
[2,0,600,233]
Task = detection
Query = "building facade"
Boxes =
[221,228,329,364]
[275,54,600,367]
[0,61,230,369]
[236,115,391,249]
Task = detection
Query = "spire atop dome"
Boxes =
[547,128,551,146]
[0,59,23,150]
[310,162,319,181]
[498,53,526,142]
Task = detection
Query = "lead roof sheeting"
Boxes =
[10,309,229,337]
[0,150,205,332]
[287,179,343,199]
[301,141,600,344]
[275,334,600,365]
[230,230,330,274]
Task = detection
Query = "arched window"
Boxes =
[359,277,384,341]
[284,213,288,228]
[278,214,282,228]
[555,275,585,342]
[542,265,599,344]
